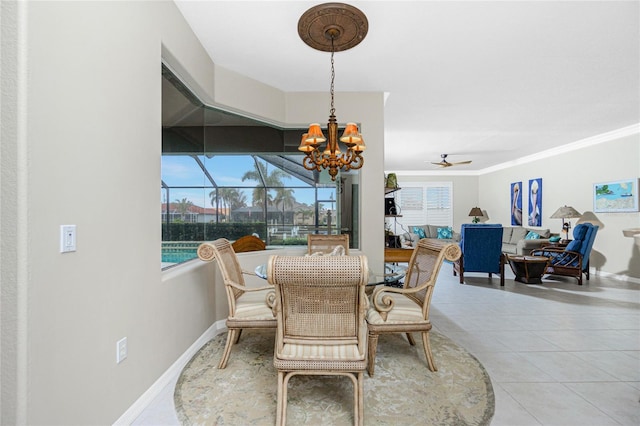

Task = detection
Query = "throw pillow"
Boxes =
[549,236,561,243]
[565,239,582,253]
[524,231,540,240]
[412,226,426,239]
[573,224,588,240]
[437,227,453,239]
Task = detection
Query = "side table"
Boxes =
[384,247,413,263]
[507,255,549,284]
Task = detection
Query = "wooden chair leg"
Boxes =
[367,333,379,377]
[276,371,287,426]
[406,332,416,346]
[356,371,364,426]
[217,329,238,369]
[421,331,437,372]
[234,329,242,343]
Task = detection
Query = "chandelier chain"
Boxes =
[330,37,335,116]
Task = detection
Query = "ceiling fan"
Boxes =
[431,154,472,168]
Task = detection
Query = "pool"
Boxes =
[162,250,197,264]
[162,242,201,266]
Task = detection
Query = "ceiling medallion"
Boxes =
[297,2,368,52]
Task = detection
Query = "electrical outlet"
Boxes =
[117,337,128,364]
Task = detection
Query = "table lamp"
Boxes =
[550,205,582,242]
[468,207,483,223]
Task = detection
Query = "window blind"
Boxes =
[391,182,453,231]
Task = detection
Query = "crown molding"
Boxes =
[480,124,640,175]
[389,124,640,177]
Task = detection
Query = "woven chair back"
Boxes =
[268,255,367,344]
[406,239,462,310]
[209,238,246,300]
[307,234,350,255]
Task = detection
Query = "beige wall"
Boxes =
[387,133,640,279]
[5,1,218,424]
[480,133,640,278]
[1,1,386,424]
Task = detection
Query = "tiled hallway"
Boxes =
[133,267,640,425]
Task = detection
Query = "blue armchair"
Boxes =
[453,224,505,286]
[530,223,598,285]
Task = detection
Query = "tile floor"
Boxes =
[133,266,640,425]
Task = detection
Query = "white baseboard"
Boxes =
[113,320,226,425]
[594,269,640,284]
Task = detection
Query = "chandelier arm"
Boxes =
[347,152,365,170]
[302,152,322,171]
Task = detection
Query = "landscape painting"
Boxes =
[594,179,639,213]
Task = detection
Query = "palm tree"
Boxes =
[209,188,247,222]
[209,188,223,220]
[174,198,194,222]
[297,207,315,225]
[241,159,287,209]
[274,188,296,228]
[225,189,247,222]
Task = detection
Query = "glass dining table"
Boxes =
[254,261,407,287]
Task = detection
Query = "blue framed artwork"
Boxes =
[527,178,542,226]
[594,179,639,213]
[511,181,523,225]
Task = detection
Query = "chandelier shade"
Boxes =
[296,3,369,181]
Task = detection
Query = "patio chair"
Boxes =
[307,233,350,255]
[453,223,505,286]
[231,234,266,253]
[367,239,461,376]
[197,238,276,369]
[268,254,368,426]
[530,222,598,285]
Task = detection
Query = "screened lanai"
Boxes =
[161,65,359,268]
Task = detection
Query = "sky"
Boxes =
[161,155,337,209]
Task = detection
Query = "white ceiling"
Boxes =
[174,1,639,172]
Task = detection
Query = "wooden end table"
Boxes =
[507,255,549,284]
[384,247,413,263]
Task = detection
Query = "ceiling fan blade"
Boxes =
[451,160,472,165]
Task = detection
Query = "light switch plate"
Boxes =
[60,225,76,253]
[117,337,128,364]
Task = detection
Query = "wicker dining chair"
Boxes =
[367,239,461,376]
[307,233,350,255]
[197,238,276,369]
[267,255,368,426]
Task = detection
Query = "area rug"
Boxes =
[175,330,494,425]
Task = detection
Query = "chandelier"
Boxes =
[297,3,369,181]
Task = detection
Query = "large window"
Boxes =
[387,182,453,235]
[161,66,359,268]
